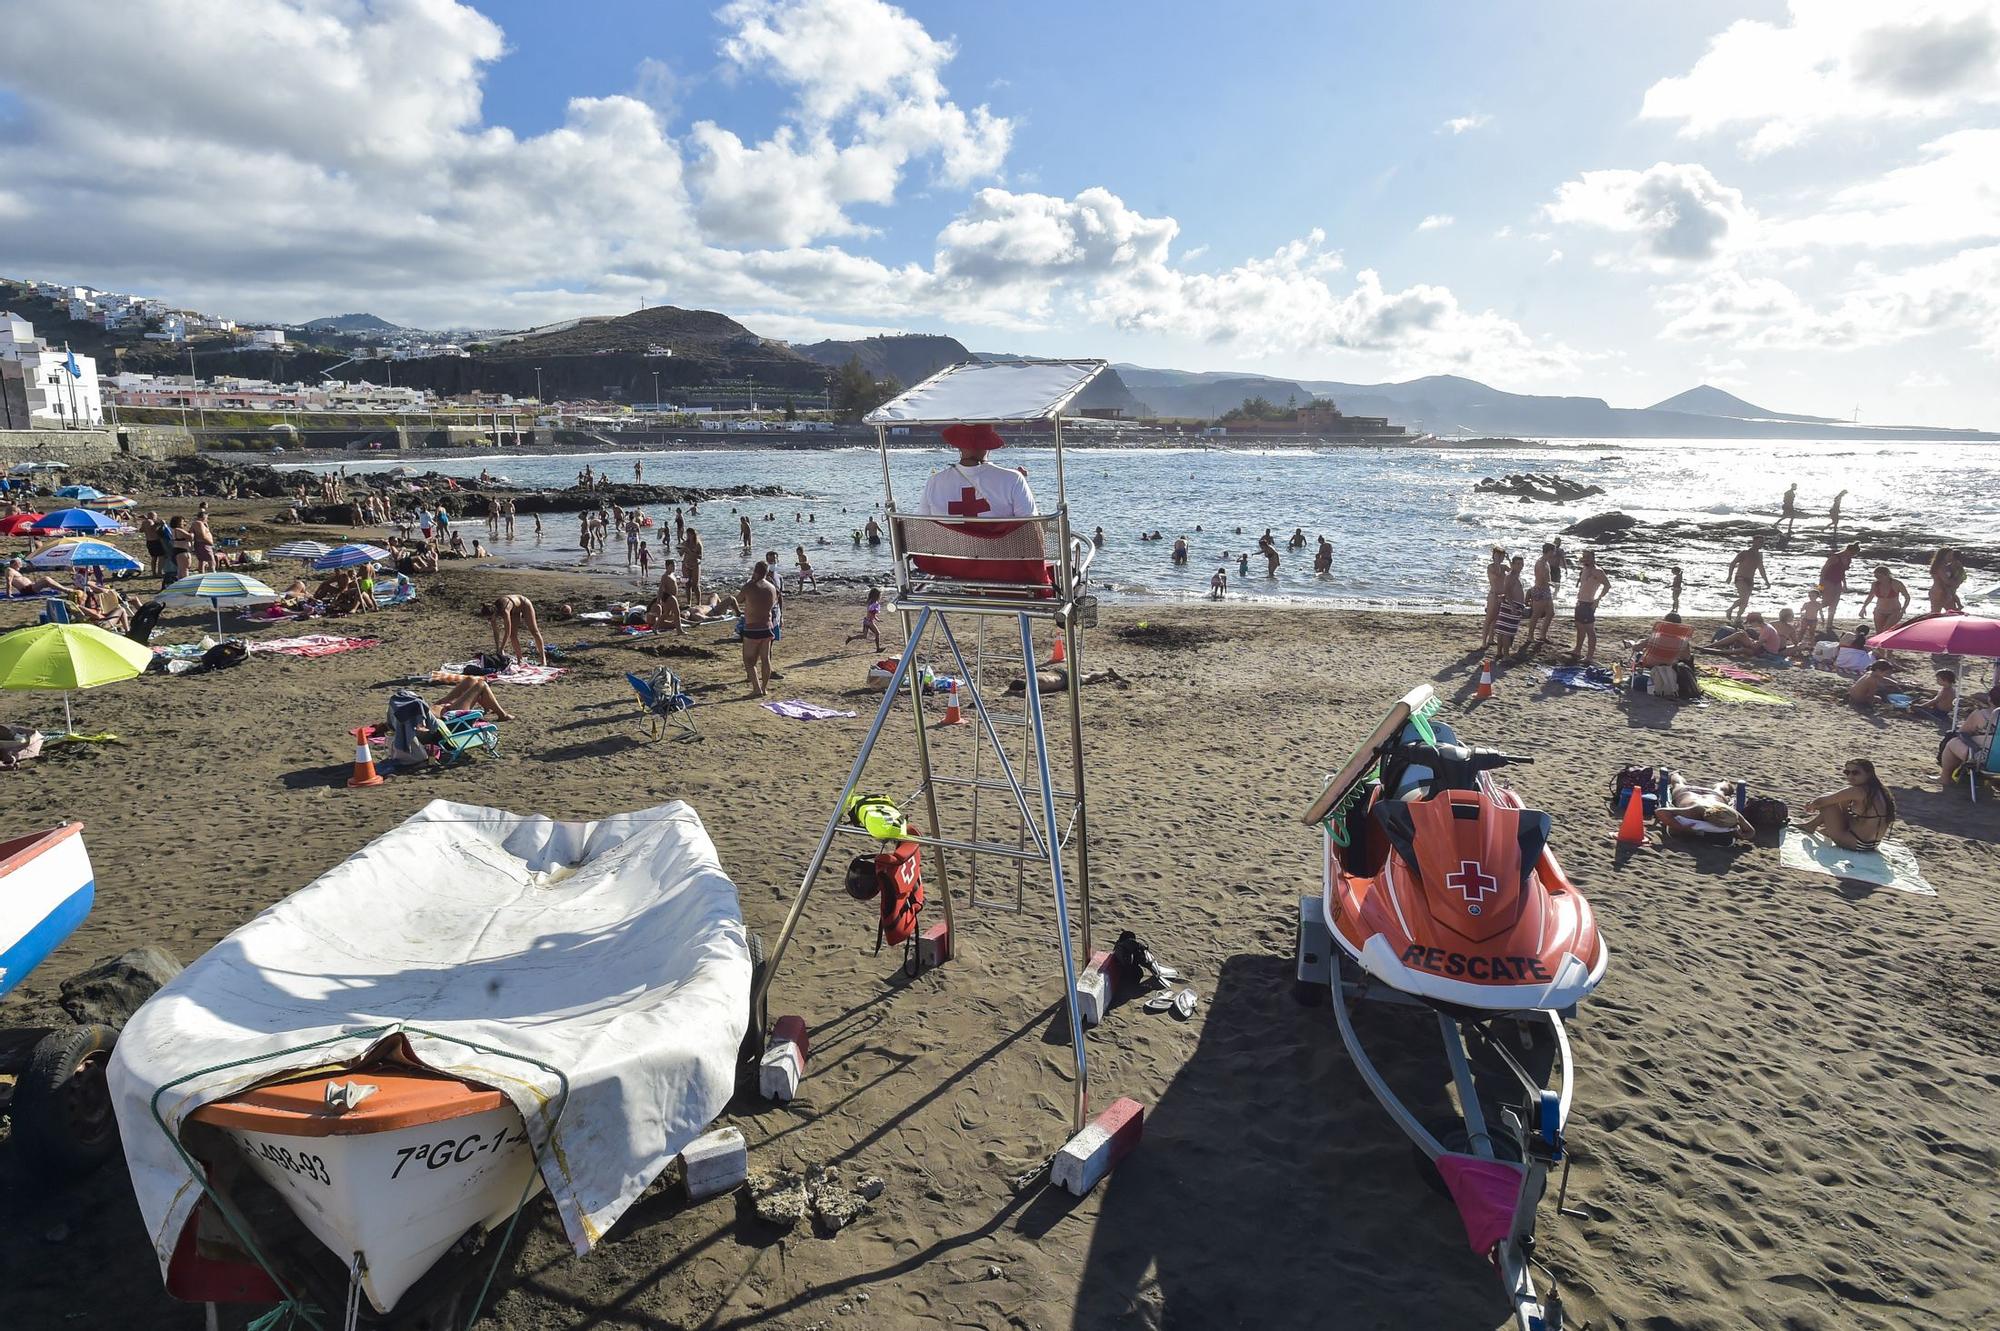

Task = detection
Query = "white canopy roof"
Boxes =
[865,358,1107,425]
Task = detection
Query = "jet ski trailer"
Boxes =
[1298,684,1608,1331]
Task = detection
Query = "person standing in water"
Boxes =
[1827,489,1847,536]
[1780,483,1799,536]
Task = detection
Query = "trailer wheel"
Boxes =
[1413,1117,1521,1198]
[12,1023,120,1178]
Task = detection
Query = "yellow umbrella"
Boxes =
[0,622,154,741]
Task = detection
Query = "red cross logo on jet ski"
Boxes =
[1445,860,1498,915]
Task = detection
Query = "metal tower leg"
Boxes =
[1019,613,1090,1133]
[1062,617,1092,961]
[755,607,934,1010]
[904,617,954,948]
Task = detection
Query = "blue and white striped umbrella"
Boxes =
[267,539,333,562]
[311,543,391,571]
[26,539,141,572]
[161,571,278,634]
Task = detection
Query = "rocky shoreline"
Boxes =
[1559,508,1997,573]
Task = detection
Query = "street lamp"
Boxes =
[652,370,661,414]
[534,366,543,406]
[189,346,205,434]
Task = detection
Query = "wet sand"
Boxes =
[0,498,1994,1331]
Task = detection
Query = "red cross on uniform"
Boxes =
[946,486,991,517]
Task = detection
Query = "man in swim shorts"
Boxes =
[1569,549,1612,665]
[1527,544,1560,646]
[1818,542,1859,622]
[740,561,779,696]
[1725,535,1769,624]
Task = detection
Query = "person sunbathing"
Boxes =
[430,673,517,723]
[1709,612,1781,657]
[683,593,740,624]
[6,560,64,596]
[1939,691,1995,785]
[1793,758,1896,850]
[75,586,131,633]
[1659,771,1754,842]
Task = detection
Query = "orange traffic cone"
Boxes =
[1476,657,1494,700]
[1616,787,1647,845]
[941,679,965,725]
[1048,633,1067,665]
[347,725,384,788]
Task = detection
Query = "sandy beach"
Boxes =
[2,493,1996,1331]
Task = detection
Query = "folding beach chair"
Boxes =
[126,600,165,644]
[39,598,72,624]
[627,668,697,740]
[386,689,501,768]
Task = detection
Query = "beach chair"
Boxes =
[386,690,500,768]
[126,600,165,644]
[1960,737,2000,803]
[627,668,697,740]
[39,598,72,624]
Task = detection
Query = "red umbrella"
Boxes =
[1868,612,2000,657]
[0,512,46,536]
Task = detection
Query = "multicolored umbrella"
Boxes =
[30,508,123,535]
[267,539,334,562]
[26,539,141,573]
[311,543,391,571]
[1869,612,2000,658]
[161,571,278,634]
[0,621,154,740]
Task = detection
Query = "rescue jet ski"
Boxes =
[1299,684,1607,1330]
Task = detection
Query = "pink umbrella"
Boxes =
[1868,612,2000,656]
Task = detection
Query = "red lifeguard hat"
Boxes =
[941,422,1006,453]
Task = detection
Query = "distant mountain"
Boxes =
[1087,368,1993,441]
[793,333,971,385]
[302,312,403,334]
[1647,384,1838,425]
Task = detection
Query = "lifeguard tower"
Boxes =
[754,359,1140,1189]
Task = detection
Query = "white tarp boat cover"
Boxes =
[865,358,1106,425]
[108,799,751,1272]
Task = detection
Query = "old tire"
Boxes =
[12,1023,120,1179]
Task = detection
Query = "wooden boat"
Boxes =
[0,823,94,1000]
[185,1050,542,1315]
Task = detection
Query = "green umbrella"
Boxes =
[0,622,155,741]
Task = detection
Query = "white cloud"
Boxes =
[1546,249,1564,265]
[0,0,1571,383]
[1767,128,2000,249]
[1643,2,2000,155]
[930,188,1576,377]
[1546,162,1752,263]
[1656,246,2000,355]
[1440,113,1491,134]
[1416,214,1454,231]
[1899,369,1950,389]
[1492,225,1513,240]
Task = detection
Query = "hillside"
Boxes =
[301,312,402,334]
[793,333,971,385]
[1648,384,1838,425]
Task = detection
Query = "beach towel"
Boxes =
[761,700,858,720]
[1712,663,1774,682]
[1544,665,1619,692]
[249,634,382,658]
[1779,830,1935,896]
[1696,675,1791,706]
[443,659,568,685]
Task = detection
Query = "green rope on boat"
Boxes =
[148,1023,573,1331]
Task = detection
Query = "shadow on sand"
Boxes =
[1070,952,1516,1329]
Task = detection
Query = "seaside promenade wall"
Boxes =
[0,425,196,469]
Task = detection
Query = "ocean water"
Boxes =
[291,438,1999,618]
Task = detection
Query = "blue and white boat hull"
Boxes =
[0,823,94,1000]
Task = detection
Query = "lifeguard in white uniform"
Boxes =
[919,423,1037,518]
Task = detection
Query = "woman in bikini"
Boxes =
[1939,691,1995,786]
[1793,758,1896,851]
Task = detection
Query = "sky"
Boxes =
[0,0,1996,425]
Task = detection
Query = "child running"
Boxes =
[846,586,883,649]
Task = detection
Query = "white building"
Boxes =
[0,312,105,427]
